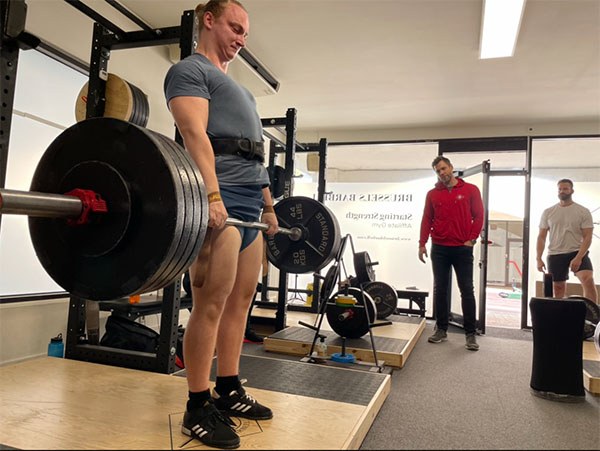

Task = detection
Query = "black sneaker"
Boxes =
[213,381,273,420]
[244,327,264,344]
[181,400,240,449]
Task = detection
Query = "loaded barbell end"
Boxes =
[0,188,107,225]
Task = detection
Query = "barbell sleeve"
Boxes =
[0,189,82,218]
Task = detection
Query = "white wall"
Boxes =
[25,0,176,137]
[0,298,70,365]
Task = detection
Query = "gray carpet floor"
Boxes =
[244,319,599,450]
[359,321,600,450]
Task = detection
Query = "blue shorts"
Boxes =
[220,184,265,252]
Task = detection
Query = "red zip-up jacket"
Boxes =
[419,178,484,247]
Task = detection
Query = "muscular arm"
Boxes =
[168,96,227,227]
[536,228,548,272]
[260,186,278,235]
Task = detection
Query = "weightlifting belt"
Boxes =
[210,138,265,163]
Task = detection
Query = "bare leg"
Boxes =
[216,233,263,376]
[184,226,241,392]
[553,281,567,299]
[576,269,598,303]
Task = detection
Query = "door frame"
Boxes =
[446,160,490,333]
[439,137,530,332]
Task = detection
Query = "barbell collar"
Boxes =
[0,188,82,218]
[225,217,302,241]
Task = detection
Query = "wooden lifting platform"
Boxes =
[0,354,390,450]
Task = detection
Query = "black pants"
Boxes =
[431,244,477,335]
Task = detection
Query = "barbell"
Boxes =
[0,117,341,301]
[0,190,302,239]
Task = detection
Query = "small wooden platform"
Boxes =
[262,309,426,368]
[582,341,600,395]
[0,355,390,450]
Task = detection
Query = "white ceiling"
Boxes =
[112,0,600,171]
[116,0,600,136]
[22,0,599,172]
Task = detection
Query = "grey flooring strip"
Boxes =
[583,359,600,376]
[211,354,388,406]
[271,326,409,353]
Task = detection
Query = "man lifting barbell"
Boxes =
[0,2,341,448]
[164,1,275,448]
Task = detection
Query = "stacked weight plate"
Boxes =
[29,118,206,301]
[75,73,149,127]
[141,132,207,293]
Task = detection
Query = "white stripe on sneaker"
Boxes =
[192,424,208,438]
[231,402,252,412]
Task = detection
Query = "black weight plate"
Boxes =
[58,161,131,257]
[364,281,398,319]
[138,88,150,128]
[130,83,150,128]
[126,81,139,126]
[130,129,189,294]
[268,165,285,199]
[568,295,600,339]
[136,133,191,293]
[320,263,340,305]
[266,196,341,274]
[144,133,201,291]
[144,132,207,292]
[138,86,150,127]
[29,118,185,301]
[326,287,376,339]
[354,251,376,284]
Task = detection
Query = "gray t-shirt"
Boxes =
[164,53,269,187]
[539,202,594,255]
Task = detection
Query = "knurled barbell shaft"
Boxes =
[0,188,301,240]
[225,217,301,241]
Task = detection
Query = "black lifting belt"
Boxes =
[210,138,265,163]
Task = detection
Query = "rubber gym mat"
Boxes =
[178,354,387,406]
[269,326,409,354]
[583,359,600,376]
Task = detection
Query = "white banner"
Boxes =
[294,179,435,311]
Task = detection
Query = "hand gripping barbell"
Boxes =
[0,117,341,301]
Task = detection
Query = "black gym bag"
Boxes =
[100,314,159,353]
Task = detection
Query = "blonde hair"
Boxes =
[195,0,246,33]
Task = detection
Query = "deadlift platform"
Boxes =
[583,341,600,395]
[0,354,390,450]
[260,309,426,368]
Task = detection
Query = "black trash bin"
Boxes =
[529,297,586,402]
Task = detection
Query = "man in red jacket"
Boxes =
[418,156,484,351]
